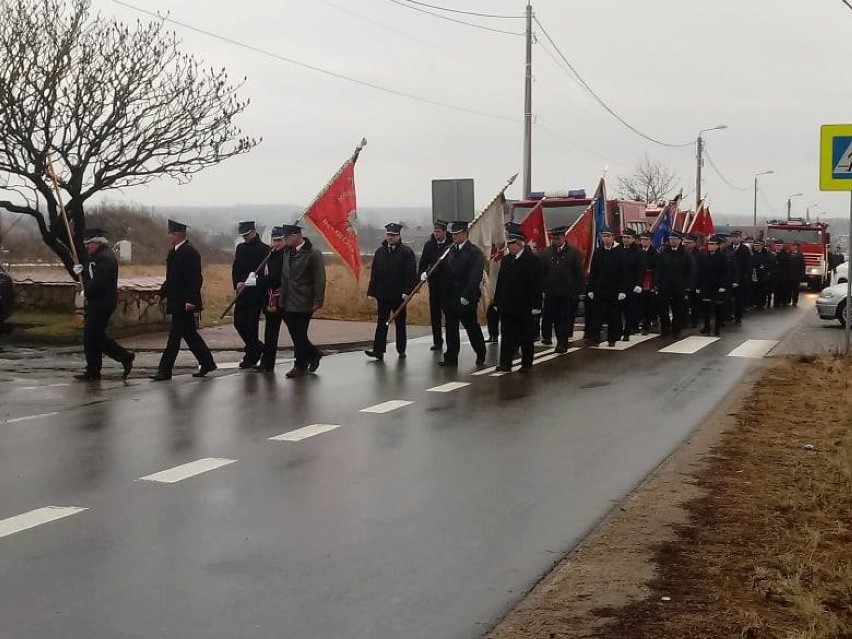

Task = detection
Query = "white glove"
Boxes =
[732,282,739,288]
[420,272,428,282]
[718,287,726,293]
[633,286,642,294]
[460,297,469,306]
[401,293,409,301]
[586,292,594,300]
[695,289,701,295]
[617,293,626,301]
[72,264,84,275]
[531,308,542,316]
[244,272,257,287]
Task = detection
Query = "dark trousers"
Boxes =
[157,311,215,374]
[688,290,701,327]
[428,287,445,347]
[658,291,686,336]
[373,299,407,355]
[788,281,801,306]
[444,304,486,363]
[623,291,641,336]
[83,308,131,374]
[499,313,535,367]
[543,295,577,346]
[234,301,264,364]
[773,282,788,307]
[587,294,622,344]
[640,291,658,331]
[752,279,768,309]
[486,303,500,340]
[701,299,724,333]
[732,282,749,321]
[283,312,320,371]
[259,310,283,369]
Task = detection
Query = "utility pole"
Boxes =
[522,1,532,200]
[695,135,703,211]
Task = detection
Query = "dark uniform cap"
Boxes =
[83,228,107,241]
[506,230,526,243]
[238,221,256,235]
[449,220,469,233]
[639,231,654,239]
[167,219,188,233]
[505,222,523,234]
[621,228,639,238]
[433,219,449,230]
[548,225,569,235]
[280,224,302,237]
[754,238,765,245]
[730,229,742,237]
[600,226,614,236]
[684,233,698,242]
[384,222,403,234]
[669,231,684,239]
[707,235,722,244]
[270,226,286,239]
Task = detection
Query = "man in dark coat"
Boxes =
[787,242,806,306]
[440,220,487,367]
[494,230,542,372]
[751,238,773,310]
[772,240,790,307]
[277,224,327,378]
[638,231,658,334]
[655,231,695,338]
[620,228,644,340]
[418,219,451,351]
[253,226,287,372]
[231,221,269,368]
[683,234,702,328]
[73,228,134,381]
[726,230,752,323]
[366,223,417,362]
[539,225,583,353]
[696,236,732,336]
[586,227,628,347]
[151,220,217,381]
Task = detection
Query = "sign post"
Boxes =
[820,124,852,355]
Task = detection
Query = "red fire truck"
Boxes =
[766,219,832,290]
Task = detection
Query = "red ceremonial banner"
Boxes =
[565,207,595,274]
[519,201,549,252]
[688,202,715,240]
[305,162,361,280]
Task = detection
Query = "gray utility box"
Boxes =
[432,179,475,223]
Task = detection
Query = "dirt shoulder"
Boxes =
[488,355,851,639]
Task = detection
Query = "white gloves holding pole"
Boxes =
[244,272,257,287]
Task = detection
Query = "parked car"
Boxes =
[0,264,14,322]
[831,260,848,285]
[816,282,850,327]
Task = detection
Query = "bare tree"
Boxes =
[616,155,680,205]
[0,0,258,275]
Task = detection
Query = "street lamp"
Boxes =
[806,202,819,222]
[753,170,774,228]
[786,192,803,220]
[696,125,728,210]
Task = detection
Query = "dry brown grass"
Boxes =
[596,355,852,639]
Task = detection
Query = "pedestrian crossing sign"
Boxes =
[820,124,852,190]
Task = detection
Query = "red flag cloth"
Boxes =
[565,207,595,274]
[518,201,549,252]
[688,202,715,240]
[305,162,361,280]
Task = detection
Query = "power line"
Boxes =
[386,0,524,35]
[840,0,852,12]
[703,149,751,192]
[113,0,519,123]
[533,16,694,149]
[395,0,524,19]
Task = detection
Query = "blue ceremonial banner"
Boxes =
[651,207,671,248]
[592,177,607,246]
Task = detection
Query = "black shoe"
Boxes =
[485,337,498,344]
[672,331,681,339]
[285,367,307,378]
[308,351,323,372]
[192,364,217,378]
[475,352,486,366]
[540,339,553,346]
[74,371,101,381]
[149,371,171,381]
[734,319,742,324]
[122,353,135,380]
[520,363,533,371]
[254,364,274,373]
[700,326,710,335]
[430,344,443,351]
[622,334,630,342]
[495,364,512,373]
[398,352,406,359]
[713,328,721,336]
[555,347,567,354]
[607,341,617,347]
[364,350,384,362]
[438,359,458,367]
[641,328,649,336]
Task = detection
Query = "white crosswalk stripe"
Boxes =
[659,336,720,354]
[727,339,778,358]
[0,506,87,540]
[591,333,659,351]
[139,458,237,484]
[473,348,556,377]
[491,347,579,376]
[269,424,341,442]
[360,400,413,414]
[427,382,471,393]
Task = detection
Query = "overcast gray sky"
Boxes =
[93,0,852,220]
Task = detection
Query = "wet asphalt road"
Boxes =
[0,301,816,639]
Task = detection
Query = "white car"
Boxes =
[816,283,850,327]
[832,260,848,285]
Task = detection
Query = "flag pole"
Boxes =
[44,153,81,283]
[294,138,366,225]
[385,172,518,326]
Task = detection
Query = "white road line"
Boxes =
[269,424,341,442]
[0,506,87,540]
[360,400,413,414]
[591,334,659,351]
[139,458,237,484]
[473,348,556,376]
[490,348,579,376]
[1,412,60,425]
[727,339,779,359]
[659,336,720,354]
[19,383,70,391]
[427,382,471,393]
